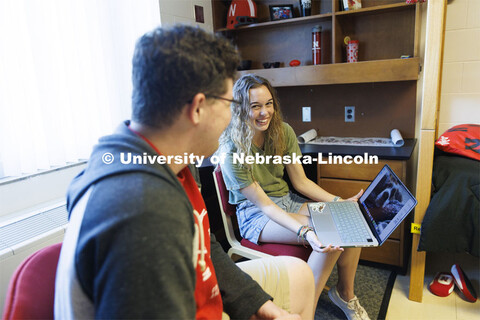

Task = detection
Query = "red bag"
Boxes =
[435,124,480,161]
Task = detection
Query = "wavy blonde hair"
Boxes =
[218,74,285,160]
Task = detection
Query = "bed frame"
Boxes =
[408,0,448,302]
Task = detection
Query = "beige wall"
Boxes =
[159,0,214,32]
[438,0,480,136]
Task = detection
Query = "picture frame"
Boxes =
[349,0,362,10]
[269,4,295,21]
[341,0,362,11]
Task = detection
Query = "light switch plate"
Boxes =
[302,107,311,122]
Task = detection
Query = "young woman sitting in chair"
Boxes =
[217,74,370,320]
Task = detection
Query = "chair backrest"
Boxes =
[212,166,311,261]
[2,242,62,320]
[212,165,245,248]
[213,167,236,217]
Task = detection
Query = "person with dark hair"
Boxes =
[218,74,370,320]
[54,25,315,320]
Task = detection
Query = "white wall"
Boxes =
[159,0,214,32]
[0,164,86,222]
[0,2,216,314]
[438,0,480,136]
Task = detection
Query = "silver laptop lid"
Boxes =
[358,165,417,244]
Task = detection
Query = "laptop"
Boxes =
[308,164,417,247]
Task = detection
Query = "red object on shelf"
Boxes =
[289,59,301,67]
[227,0,258,30]
[312,26,322,65]
[347,40,359,63]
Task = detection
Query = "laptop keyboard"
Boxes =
[329,202,371,243]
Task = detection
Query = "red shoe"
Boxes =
[451,264,478,303]
[429,272,454,297]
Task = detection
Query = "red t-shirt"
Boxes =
[178,168,223,319]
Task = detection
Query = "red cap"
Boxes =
[227,0,258,29]
[429,272,454,297]
[451,264,478,302]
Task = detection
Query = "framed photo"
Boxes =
[342,0,362,11]
[269,5,294,21]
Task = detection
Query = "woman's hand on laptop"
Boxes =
[342,189,364,202]
[306,232,344,253]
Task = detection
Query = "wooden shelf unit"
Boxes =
[334,2,413,16]
[215,12,333,32]
[213,0,419,69]
[238,58,420,86]
[212,0,425,270]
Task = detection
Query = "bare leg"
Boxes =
[336,247,362,301]
[307,250,341,302]
[258,213,309,244]
[257,203,312,244]
[258,206,342,304]
[300,202,362,301]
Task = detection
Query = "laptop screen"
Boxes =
[359,165,417,244]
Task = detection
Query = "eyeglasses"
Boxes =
[206,95,241,106]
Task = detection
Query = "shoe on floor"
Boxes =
[328,285,370,320]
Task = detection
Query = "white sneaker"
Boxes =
[328,285,370,320]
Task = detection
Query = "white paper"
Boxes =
[390,129,404,147]
[297,129,317,143]
[300,129,404,148]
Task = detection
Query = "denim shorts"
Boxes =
[236,191,308,244]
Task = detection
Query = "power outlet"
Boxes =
[345,106,355,122]
[302,106,311,122]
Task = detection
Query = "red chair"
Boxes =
[212,166,311,261]
[2,243,62,320]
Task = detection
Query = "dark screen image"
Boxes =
[362,170,410,234]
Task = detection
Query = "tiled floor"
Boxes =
[386,252,480,320]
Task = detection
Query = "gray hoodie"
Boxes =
[54,120,271,319]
